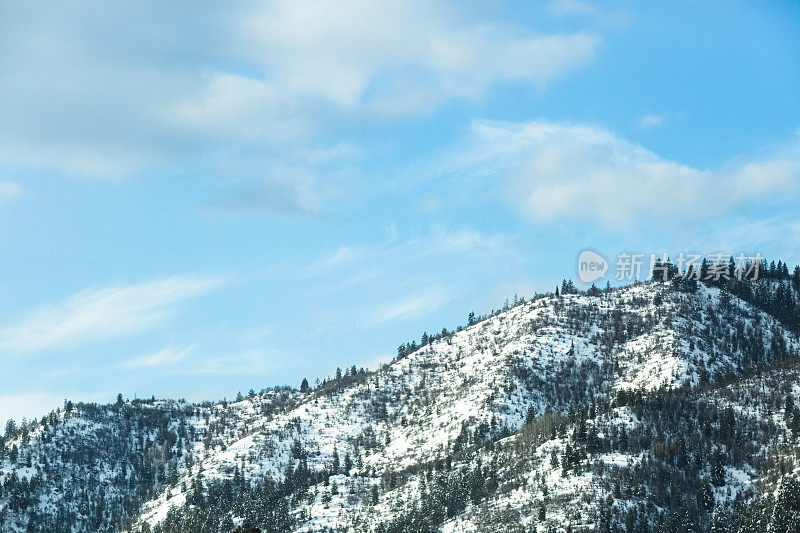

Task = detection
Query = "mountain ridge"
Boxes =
[4,269,800,532]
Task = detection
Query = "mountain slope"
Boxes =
[3,273,800,532]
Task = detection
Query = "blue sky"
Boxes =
[1,0,799,425]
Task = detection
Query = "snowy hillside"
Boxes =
[3,268,800,532]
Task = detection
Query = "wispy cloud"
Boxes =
[426,225,508,255]
[546,0,631,28]
[120,334,282,376]
[194,349,279,375]
[369,291,449,325]
[310,245,370,272]
[307,225,509,285]
[547,0,597,17]
[0,181,22,202]
[639,113,665,129]
[120,345,194,370]
[446,119,800,226]
[0,275,228,353]
[306,143,364,164]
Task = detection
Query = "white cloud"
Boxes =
[369,291,449,325]
[0,275,227,353]
[449,119,800,226]
[194,349,278,375]
[120,337,281,375]
[121,345,193,370]
[243,0,601,113]
[730,158,800,196]
[335,269,381,290]
[168,72,308,146]
[546,0,631,28]
[308,225,508,281]
[0,1,602,177]
[307,143,364,164]
[548,0,597,17]
[427,225,508,255]
[311,245,370,272]
[0,181,22,202]
[639,113,665,129]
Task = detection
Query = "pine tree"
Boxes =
[343,453,352,475]
[397,344,407,358]
[525,405,536,424]
[332,446,340,474]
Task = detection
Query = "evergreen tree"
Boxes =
[332,446,340,474]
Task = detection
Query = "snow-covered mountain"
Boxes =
[4,269,800,532]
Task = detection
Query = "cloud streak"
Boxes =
[369,291,449,325]
[447,119,800,226]
[120,345,194,370]
[0,181,22,202]
[193,349,280,375]
[308,225,509,282]
[639,114,664,129]
[0,275,227,353]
